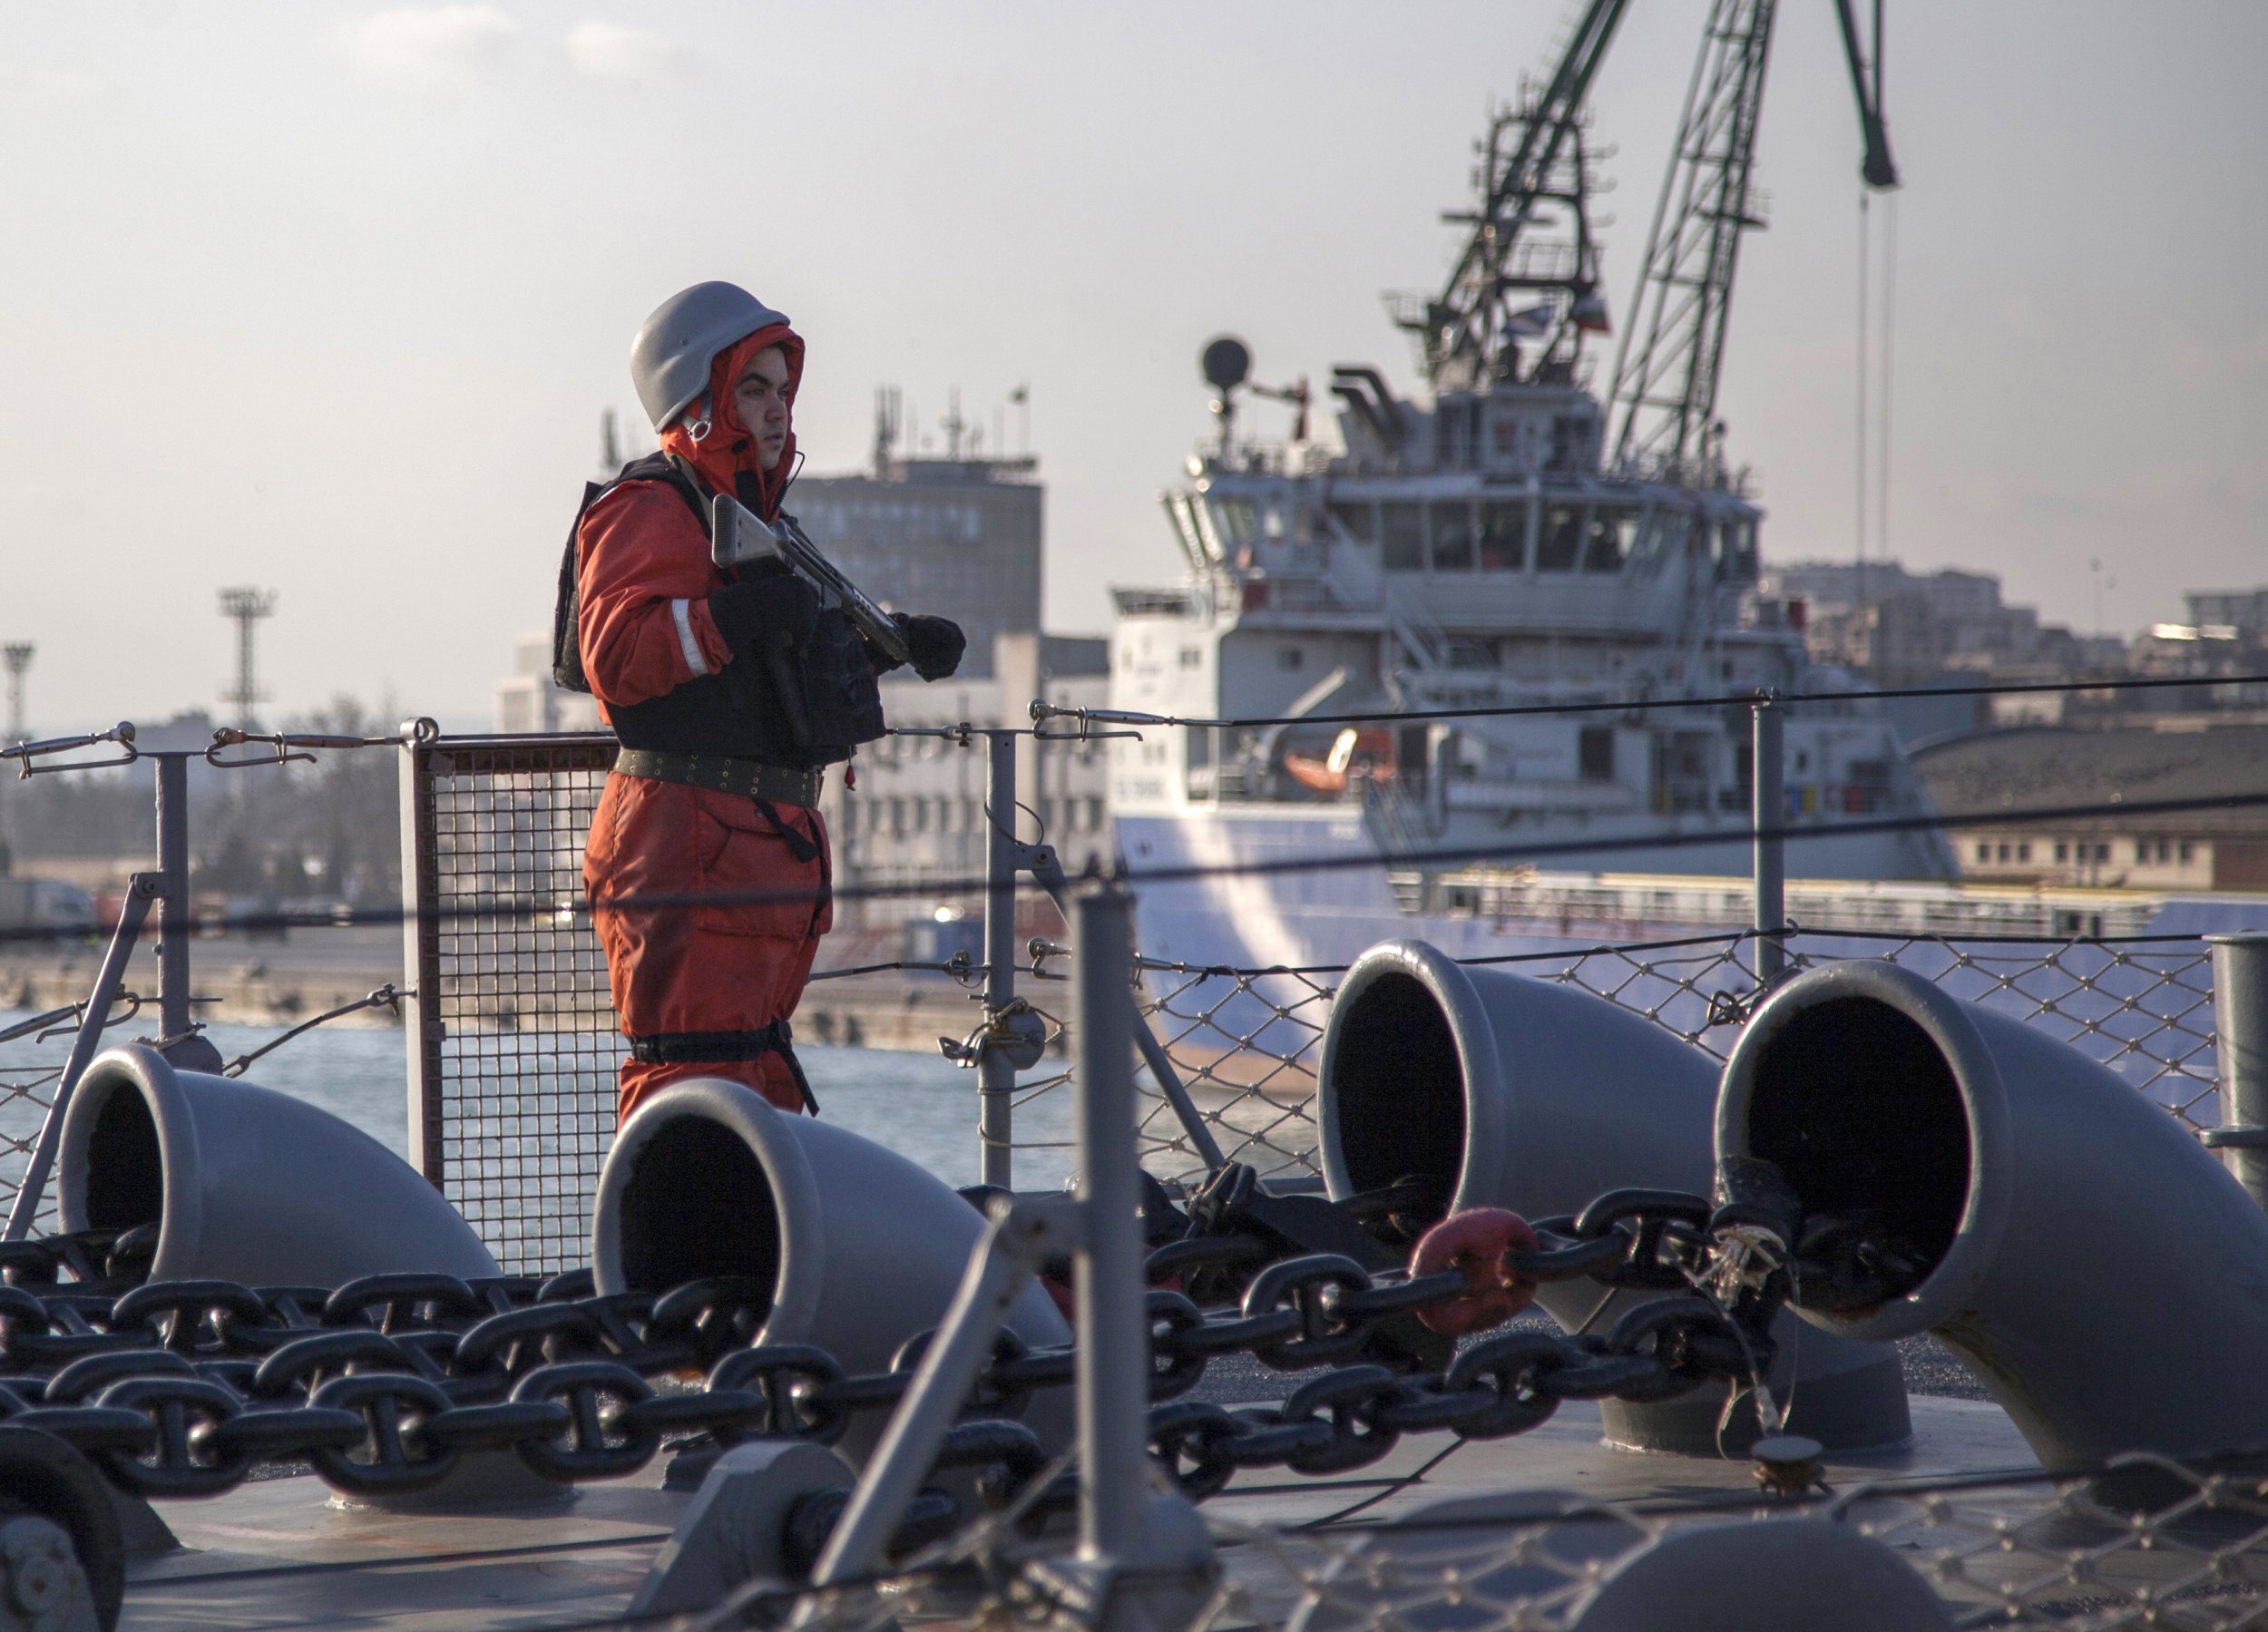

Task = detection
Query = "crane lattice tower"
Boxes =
[2,644,32,743]
[216,588,278,733]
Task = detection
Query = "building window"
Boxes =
[2180,840,2195,863]
[2054,842,2068,862]
[1579,728,1615,784]
[2097,843,2112,862]
[1326,500,1375,542]
[1976,842,1991,863]
[1381,503,1424,571]
[2017,842,2031,862]
[1996,843,2010,863]
[1179,647,1201,669]
[1430,502,1475,571]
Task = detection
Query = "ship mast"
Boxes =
[1606,0,1900,483]
[1390,0,1633,394]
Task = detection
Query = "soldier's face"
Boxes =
[733,347,792,470]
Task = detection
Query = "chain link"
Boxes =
[0,1190,1784,1515]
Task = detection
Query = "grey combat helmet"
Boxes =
[630,281,790,433]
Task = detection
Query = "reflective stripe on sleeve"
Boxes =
[670,599,709,678]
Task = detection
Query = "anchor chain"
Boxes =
[0,1187,1793,1511]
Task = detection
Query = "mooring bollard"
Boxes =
[2205,932,2268,1214]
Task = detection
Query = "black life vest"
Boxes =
[552,454,884,767]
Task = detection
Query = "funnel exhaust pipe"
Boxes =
[1317,940,1909,1454]
[1717,958,2268,1471]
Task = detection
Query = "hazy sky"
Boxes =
[1,2,2262,729]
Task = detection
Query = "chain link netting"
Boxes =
[703,1453,2268,1631]
[0,995,151,1236]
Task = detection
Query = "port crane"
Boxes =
[1391,0,1900,482]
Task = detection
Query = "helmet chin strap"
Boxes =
[683,396,714,444]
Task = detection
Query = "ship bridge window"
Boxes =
[1584,506,1639,573]
[1210,497,1257,549]
[1381,503,1424,571]
[1326,500,1376,542]
[1714,515,1758,578]
[1163,494,1210,566]
[1548,415,1589,474]
[1538,503,1583,571]
[1627,507,1684,572]
[1430,501,1475,570]
[1479,501,1528,570]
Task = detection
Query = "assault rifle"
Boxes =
[709,493,914,669]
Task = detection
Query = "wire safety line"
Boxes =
[0,781,2263,951]
[1032,667,2268,735]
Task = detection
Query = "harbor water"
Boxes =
[0,1012,1080,1197]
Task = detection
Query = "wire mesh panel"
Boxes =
[403,732,621,1274]
[0,1048,64,1233]
[730,1451,2268,1630]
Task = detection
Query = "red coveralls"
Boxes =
[579,325,828,1120]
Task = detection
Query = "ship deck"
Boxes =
[118,1393,2044,1627]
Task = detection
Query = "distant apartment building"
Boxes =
[1914,719,2268,892]
[1758,559,2130,739]
[2184,588,2268,639]
[1759,561,2118,687]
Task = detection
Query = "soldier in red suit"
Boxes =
[557,283,963,1119]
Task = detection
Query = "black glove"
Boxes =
[709,567,820,650]
[894,613,965,682]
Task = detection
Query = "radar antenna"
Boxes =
[1606,0,1900,482]
[1389,0,1633,392]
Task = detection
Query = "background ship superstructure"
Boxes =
[1105,0,1967,970]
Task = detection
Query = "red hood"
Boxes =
[659,321,805,521]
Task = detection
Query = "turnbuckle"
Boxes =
[206,728,412,770]
[2,722,137,777]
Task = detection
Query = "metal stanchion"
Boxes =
[2205,932,2268,1212]
[806,870,1213,1624]
[1070,873,1150,1557]
[981,731,1018,1188]
[1027,869,1215,1626]
[1752,694,1786,983]
[154,754,192,1046]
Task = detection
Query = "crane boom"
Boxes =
[1393,0,1633,390]
[1606,0,1901,483]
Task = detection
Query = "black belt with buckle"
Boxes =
[626,1021,817,1114]
[615,749,820,807]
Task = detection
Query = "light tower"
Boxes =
[2,644,31,741]
[217,587,278,732]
